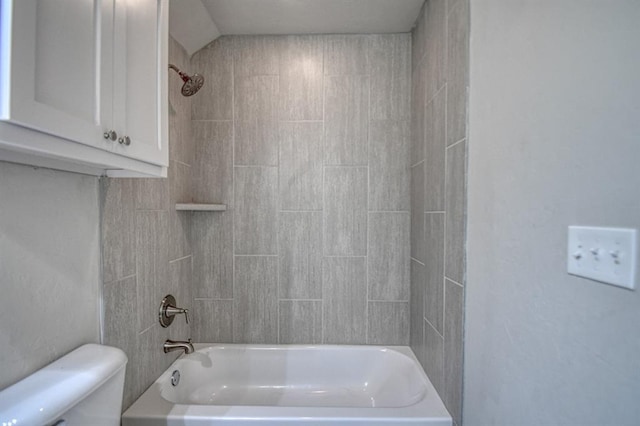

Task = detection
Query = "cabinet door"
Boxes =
[0,0,114,150]
[112,0,168,167]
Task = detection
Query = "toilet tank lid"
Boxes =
[0,344,128,425]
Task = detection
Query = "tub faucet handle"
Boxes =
[159,295,190,327]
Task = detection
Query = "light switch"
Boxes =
[567,226,637,290]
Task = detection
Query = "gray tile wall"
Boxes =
[190,34,411,346]
[101,37,194,410]
[409,1,469,425]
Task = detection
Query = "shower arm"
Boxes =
[169,64,190,83]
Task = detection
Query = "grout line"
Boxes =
[365,55,371,345]
[411,159,425,169]
[279,210,323,213]
[424,316,444,340]
[411,257,426,266]
[446,277,464,288]
[447,136,466,150]
[369,210,410,214]
[426,82,447,106]
[191,119,233,122]
[233,165,279,168]
[425,211,446,214]
[323,255,367,258]
[369,299,410,303]
[194,298,234,301]
[279,298,323,302]
[279,120,323,123]
[323,165,369,169]
[443,79,449,345]
[321,44,326,344]
[169,255,191,264]
[231,46,236,343]
[233,254,278,257]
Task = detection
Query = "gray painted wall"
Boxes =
[465,1,640,424]
[190,34,411,345]
[409,1,469,424]
[101,37,193,410]
[0,161,100,390]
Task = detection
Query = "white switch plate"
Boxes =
[567,226,637,290]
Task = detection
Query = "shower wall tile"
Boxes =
[134,178,169,211]
[192,121,233,205]
[279,121,323,211]
[425,88,447,211]
[368,212,410,301]
[234,75,279,166]
[411,60,426,164]
[323,167,368,256]
[279,212,323,300]
[135,210,169,332]
[369,34,411,121]
[324,35,369,75]
[233,36,281,76]
[425,212,445,334]
[233,256,278,343]
[424,318,445,395]
[322,257,367,344]
[167,256,193,339]
[444,279,464,425]
[410,260,426,351]
[192,299,233,343]
[411,162,426,263]
[369,120,410,211]
[191,37,233,120]
[447,0,469,146]
[324,76,369,165]
[411,3,427,71]
[101,178,135,284]
[168,161,191,261]
[367,301,409,345]
[234,167,278,255]
[445,140,466,284]
[279,300,322,344]
[425,0,448,101]
[279,36,324,121]
[191,212,233,299]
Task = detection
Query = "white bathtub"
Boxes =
[122,344,451,425]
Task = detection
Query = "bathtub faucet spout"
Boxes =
[163,338,194,355]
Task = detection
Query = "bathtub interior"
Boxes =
[159,345,427,408]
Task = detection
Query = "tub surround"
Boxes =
[409,1,469,424]
[190,34,412,346]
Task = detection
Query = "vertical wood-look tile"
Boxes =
[410,260,426,352]
[369,120,410,211]
[191,37,233,120]
[279,212,322,300]
[233,36,281,76]
[424,318,445,395]
[279,300,322,344]
[411,4,427,71]
[370,34,411,121]
[234,167,278,255]
[168,37,193,166]
[135,210,169,332]
[279,121,323,211]
[368,212,410,301]
[134,178,169,210]
[324,35,369,75]
[425,88,447,211]
[425,212,445,334]
[447,0,469,146]
[367,301,409,345]
[445,140,466,283]
[191,212,233,299]
[323,257,367,344]
[444,279,465,425]
[192,121,233,205]
[324,76,369,165]
[411,60,426,164]
[101,178,135,284]
[323,167,367,256]
[168,161,191,261]
[233,256,278,343]
[192,299,233,343]
[166,256,193,339]
[425,0,448,101]
[279,36,324,120]
[411,162,426,263]
[234,76,279,166]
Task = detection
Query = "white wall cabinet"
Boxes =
[0,0,168,177]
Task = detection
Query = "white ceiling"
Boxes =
[200,0,425,35]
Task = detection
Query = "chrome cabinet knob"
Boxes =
[103,130,117,141]
[118,136,131,146]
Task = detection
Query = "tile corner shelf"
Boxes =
[175,203,227,212]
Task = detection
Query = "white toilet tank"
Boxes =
[0,344,127,426]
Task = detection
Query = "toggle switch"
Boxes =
[567,226,637,290]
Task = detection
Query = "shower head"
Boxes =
[169,64,204,97]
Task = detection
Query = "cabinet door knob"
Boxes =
[118,136,131,146]
[103,130,118,141]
